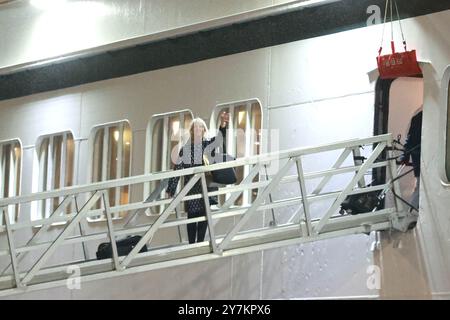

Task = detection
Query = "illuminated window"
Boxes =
[446,78,450,181]
[145,110,193,214]
[89,121,132,221]
[212,100,263,205]
[0,139,22,225]
[32,132,75,220]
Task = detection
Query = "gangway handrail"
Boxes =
[0,134,391,207]
[0,182,392,258]
[0,159,390,233]
[0,133,418,294]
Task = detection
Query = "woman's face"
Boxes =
[193,122,205,140]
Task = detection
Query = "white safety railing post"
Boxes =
[295,157,313,236]
[352,146,368,188]
[264,164,277,226]
[314,142,387,235]
[174,207,184,243]
[200,173,219,254]
[102,190,121,271]
[287,147,352,225]
[218,158,295,252]
[2,207,23,289]
[311,148,352,195]
[1,195,73,276]
[74,196,90,261]
[386,137,404,214]
[220,163,262,210]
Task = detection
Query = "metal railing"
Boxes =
[0,133,416,295]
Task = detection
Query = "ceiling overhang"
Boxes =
[1,0,449,101]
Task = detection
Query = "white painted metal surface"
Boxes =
[0,0,327,72]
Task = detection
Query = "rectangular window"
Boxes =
[0,139,22,225]
[32,132,75,220]
[213,100,262,205]
[145,110,193,214]
[446,79,450,181]
[90,121,132,221]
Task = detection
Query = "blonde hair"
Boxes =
[187,118,209,143]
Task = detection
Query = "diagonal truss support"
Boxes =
[217,158,295,252]
[314,142,386,235]
[21,191,102,285]
[120,174,201,269]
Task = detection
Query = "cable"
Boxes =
[392,187,418,212]
[394,0,407,51]
[391,167,415,182]
[379,0,390,55]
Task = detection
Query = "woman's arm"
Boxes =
[207,112,229,146]
[210,123,227,143]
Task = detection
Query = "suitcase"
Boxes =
[96,235,148,260]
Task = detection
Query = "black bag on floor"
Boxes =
[340,191,381,215]
[96,235,148,260]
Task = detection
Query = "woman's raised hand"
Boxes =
[220,112,230,128]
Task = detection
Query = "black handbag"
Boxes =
[205,134,237,185]
[208,153,237,185]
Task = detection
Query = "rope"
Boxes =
[394,0,407,51]
[379,0,390,55]
[386,143,421,161]
[392,187,419,212]
[391,167,415,183]
[390,0,394,43]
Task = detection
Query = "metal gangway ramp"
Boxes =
[0,134,417,296]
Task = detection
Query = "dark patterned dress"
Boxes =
[166,126,226,243]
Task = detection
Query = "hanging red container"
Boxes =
[377,41,422,79]
[376,0,422,79]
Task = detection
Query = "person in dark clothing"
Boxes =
[166,112,229,244]
[399,110,422,211]
[401,110,422,177]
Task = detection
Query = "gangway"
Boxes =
[0,134,418,297]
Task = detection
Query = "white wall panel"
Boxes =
[74,258,233,299]
[0,0,145,69]
[262,236,376,299]
[143,0,273,35]
[269,11,450,108]
[268,92,374,196]
[0,92,82,146]
[0,0,308,69]
[79,48,270,138]
[1,285,72,300]
[269,27,379,108]
[269,93,374,151]
[231,252,262,299]
[418,66,450,295]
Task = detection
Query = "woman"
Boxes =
[166,112,229,244]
